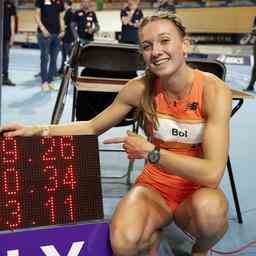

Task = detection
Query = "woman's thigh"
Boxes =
[111,185,173,239]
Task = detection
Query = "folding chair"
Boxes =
[187,58,243,223]
[51,41,145,185]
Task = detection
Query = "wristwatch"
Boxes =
[147,146,160,164]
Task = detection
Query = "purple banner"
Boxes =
[0,221,113,255]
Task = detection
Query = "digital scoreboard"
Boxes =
[0,135,103,231]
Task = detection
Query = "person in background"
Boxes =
[2,0,16,86]
[71,0,100,43]
[1,13,231,256]
[244,17,256,92]
[120,0,144,44]
[58,0,75,75]
[157,0,176,13]
[35,0,64,91]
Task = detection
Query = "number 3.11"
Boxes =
[0,136,78,230]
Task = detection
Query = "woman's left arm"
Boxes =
[153,76,232,188]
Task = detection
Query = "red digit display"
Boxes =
[0,135,103,231]
[2,137,18,164]
[45,196,56,224]
[3,169,21,196]
[5,199,22,229]
[63,165,77,190]
[60,137,75,160]
[64,194,75,222]
[43,165,59,192]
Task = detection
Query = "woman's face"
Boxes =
[139,19,189,78]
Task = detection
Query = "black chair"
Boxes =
[187,59,243,224]
[51,41,145,185]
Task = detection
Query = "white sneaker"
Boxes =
[48,83,58,91]
[41,82,50,92]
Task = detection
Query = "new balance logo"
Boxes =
[185,102,198,111]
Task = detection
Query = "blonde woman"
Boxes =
[1,13,231,256]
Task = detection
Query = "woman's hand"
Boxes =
[0,123,48,137]
[103,130,154,160]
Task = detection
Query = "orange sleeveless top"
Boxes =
[140,70,206,193]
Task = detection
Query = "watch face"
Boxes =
[148,148,160,164]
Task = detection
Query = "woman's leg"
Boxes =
[48,34,60,83]
[110,185,173,256]
[174,188,229,256]
[37,33,50,84]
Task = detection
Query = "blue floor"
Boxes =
[1,46,256,255]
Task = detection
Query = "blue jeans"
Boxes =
[2,39,10,78]
[37,33,60,83]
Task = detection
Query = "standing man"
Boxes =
[71,0,100,43]
[35,0,64,91]
[3,0,16,86]
[120,0,143,44]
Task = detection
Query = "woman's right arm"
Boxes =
[0,77,145,137]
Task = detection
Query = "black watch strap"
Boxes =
[147,146,160,164]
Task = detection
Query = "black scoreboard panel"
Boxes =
[0,135,103,231]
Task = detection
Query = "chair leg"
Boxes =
[101,122,138,184]
[71,85,77,121]
[126,159,135,187]
[227,156,243,224]
[125,120,138,186]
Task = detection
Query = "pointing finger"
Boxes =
[103,137,125,144]
[127,130,137,136]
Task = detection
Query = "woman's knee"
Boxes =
[110,220,145,255]
[110,186,170,255]
[110,191,149,254]
[110,224,161,256]
[190,188,228,234]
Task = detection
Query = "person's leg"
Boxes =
[2,39,15,86]
[2,39,9,80]
[37,33,50,89]
[110,186,173,256]
[174,188,229,256]
[48,34,60,84]
[246,42,256,90]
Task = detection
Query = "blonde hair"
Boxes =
[136,13,187,135]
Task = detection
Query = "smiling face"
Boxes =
[139,19,189,78]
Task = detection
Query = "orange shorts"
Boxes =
[135,167,200,213]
